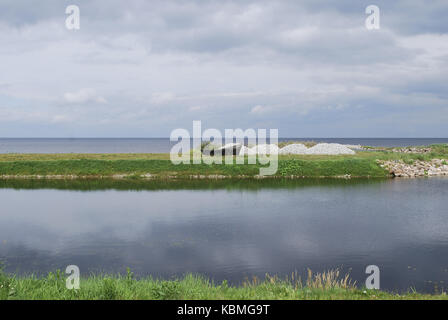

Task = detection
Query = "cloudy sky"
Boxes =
[0,0,447,137]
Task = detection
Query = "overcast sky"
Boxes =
[0,0,447,137]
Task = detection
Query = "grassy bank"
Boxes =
[1,270,446,300]
[0,145,447,179]
[0,158,390,178]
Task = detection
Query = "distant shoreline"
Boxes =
[1,138,448,154]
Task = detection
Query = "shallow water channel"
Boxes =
[0,178,447,293]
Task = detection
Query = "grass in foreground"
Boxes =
[0,144,446,179]
[1,269,445,300]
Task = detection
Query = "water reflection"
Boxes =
[0,178,447,293]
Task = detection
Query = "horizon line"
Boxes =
[1,137,448,139]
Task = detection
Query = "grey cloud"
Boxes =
[0,0,447,137]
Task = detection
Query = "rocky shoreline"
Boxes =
[361,146,434,153]
[392,147,432,154]
[378,159,448,177]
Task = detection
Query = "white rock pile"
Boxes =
[278,144,308,155]
[239,146,250,155]
[278,143,355,155]
[305,143,355,155]
[239,144,279,155]
[206,142,358,156]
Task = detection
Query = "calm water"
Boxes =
[1,138,447,153]
[0,178,447,293]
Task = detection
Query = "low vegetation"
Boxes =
[1,269,445,300]
[0,157,389,178]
